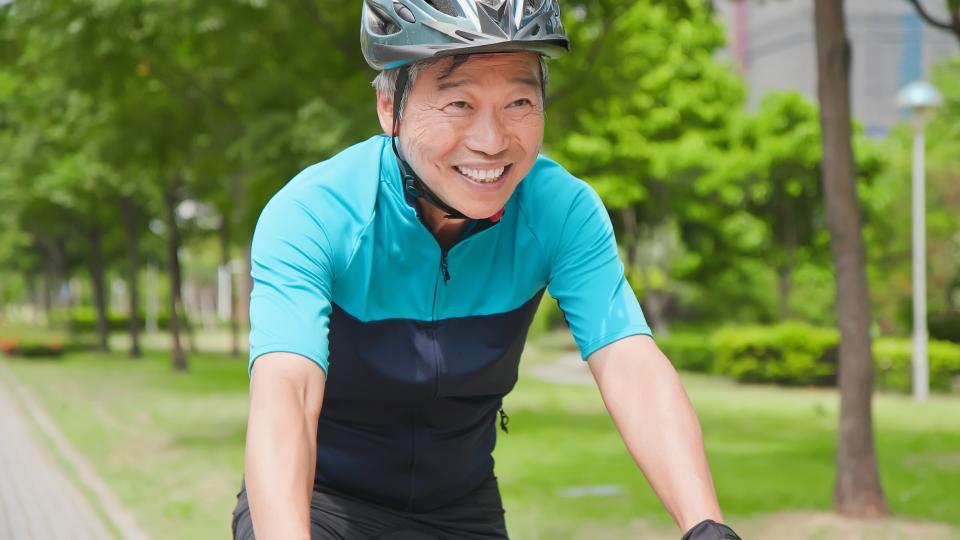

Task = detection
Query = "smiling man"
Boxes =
[232,1,740,539]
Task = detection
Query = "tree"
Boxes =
[906,0,960,46]
[813,0,888,518]
[545,0,746,331]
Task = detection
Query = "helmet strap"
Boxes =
[390,65,469,221]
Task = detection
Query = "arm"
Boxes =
[245,352,326,540]
[587,334,723,532]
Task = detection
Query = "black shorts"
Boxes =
[231,477,509,540]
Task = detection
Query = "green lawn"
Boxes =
[4,331,960,539]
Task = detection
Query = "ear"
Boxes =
[376,90,396,135]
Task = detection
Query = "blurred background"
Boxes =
[1,0,959,539]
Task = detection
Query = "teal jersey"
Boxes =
[248,134,651,510]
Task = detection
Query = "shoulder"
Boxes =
[514,154,608,252]
[253,136,388,267]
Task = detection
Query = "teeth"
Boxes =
[456,165,505,183]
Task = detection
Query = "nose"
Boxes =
[464,106,510,156]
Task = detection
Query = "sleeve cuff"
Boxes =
[579,325,654,360]
[248,346,329,377]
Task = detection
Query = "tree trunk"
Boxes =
[163,184,188,371]
[87,220,110,352]
[220,216,240,358]
[120,196,143,359]
[38,238,65,328]
[777,227,796,321]
[813,0,888,518]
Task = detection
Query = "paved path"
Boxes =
[0,361,132,540]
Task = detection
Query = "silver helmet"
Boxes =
[361,0,569,70]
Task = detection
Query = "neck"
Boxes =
[419,199,470,250]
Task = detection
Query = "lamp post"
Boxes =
[896,80,943,402]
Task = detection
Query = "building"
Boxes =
[714,0,958,136]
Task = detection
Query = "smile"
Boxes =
[454,164,510,184]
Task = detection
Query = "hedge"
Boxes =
[711,323,838,386]
[0,338,64,358]
[873,338,960,393]
[658,332,713,373]
[706,323,960,393]
[66,307,181,333]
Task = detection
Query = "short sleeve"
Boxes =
[248,193,335,376]
[546,186,652,360]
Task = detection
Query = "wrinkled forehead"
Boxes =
[413,52,543,93]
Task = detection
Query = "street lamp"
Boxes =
[896,80,943,402]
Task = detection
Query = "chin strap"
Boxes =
[390,65,469,221]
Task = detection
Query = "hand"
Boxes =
[681,519,741,540]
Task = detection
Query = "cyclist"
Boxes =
[232,1,741,539]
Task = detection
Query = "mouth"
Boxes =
[453,164,512,185]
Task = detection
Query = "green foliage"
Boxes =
[863,56,960,334]
[657,332,712,372]
[708,323,960,393]
[711,322,839,385]
[874,338,960,393]
[66,307,178,333]
[0,338,64,358]
[929,312,960,343]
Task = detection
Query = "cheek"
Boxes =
[407,114,466,158]
[513,114,544,152]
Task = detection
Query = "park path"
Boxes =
[0,360,149,540]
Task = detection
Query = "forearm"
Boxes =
[245,363,322,540]
[590,336,722,531]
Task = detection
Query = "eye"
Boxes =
[445,101,470,111]
[510,98,533,108]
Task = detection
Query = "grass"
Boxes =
[3,330,960,539]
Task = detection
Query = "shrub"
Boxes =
[67,307,180,333]
[929,312,960,344]
[710,323,960,393]
[711,323,839,386]
[0,338,64,358]
[873,338,960,393]
[658,332,713,372]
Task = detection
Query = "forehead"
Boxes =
[414,52,541,92]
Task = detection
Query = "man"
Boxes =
[232,1,741,539]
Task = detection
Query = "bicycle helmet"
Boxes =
[361,0,569,70]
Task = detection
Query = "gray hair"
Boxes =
[372,55,549,120]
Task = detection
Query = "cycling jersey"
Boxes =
[248,134,651,512]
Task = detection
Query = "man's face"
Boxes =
[379,52,545,220]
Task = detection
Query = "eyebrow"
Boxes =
[436,76,542,92]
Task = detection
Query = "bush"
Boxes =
[0,338,64,358]
[658,332,713,372]
[711,323,839,386]
[67,307,180,333]
[710,323,960,393]
[873,338,960,393]
[929,312,960,344]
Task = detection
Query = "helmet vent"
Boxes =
[366,3,401,35]
[393,2,416,23]
[425,0,458,17]
[454,29,477,41]
[523,0,542,15]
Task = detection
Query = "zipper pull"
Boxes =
[498,408,509,433]
[440,252,451,284]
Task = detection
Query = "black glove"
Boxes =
[681,519,741,540]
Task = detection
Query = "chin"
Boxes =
[454,197,510,220]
